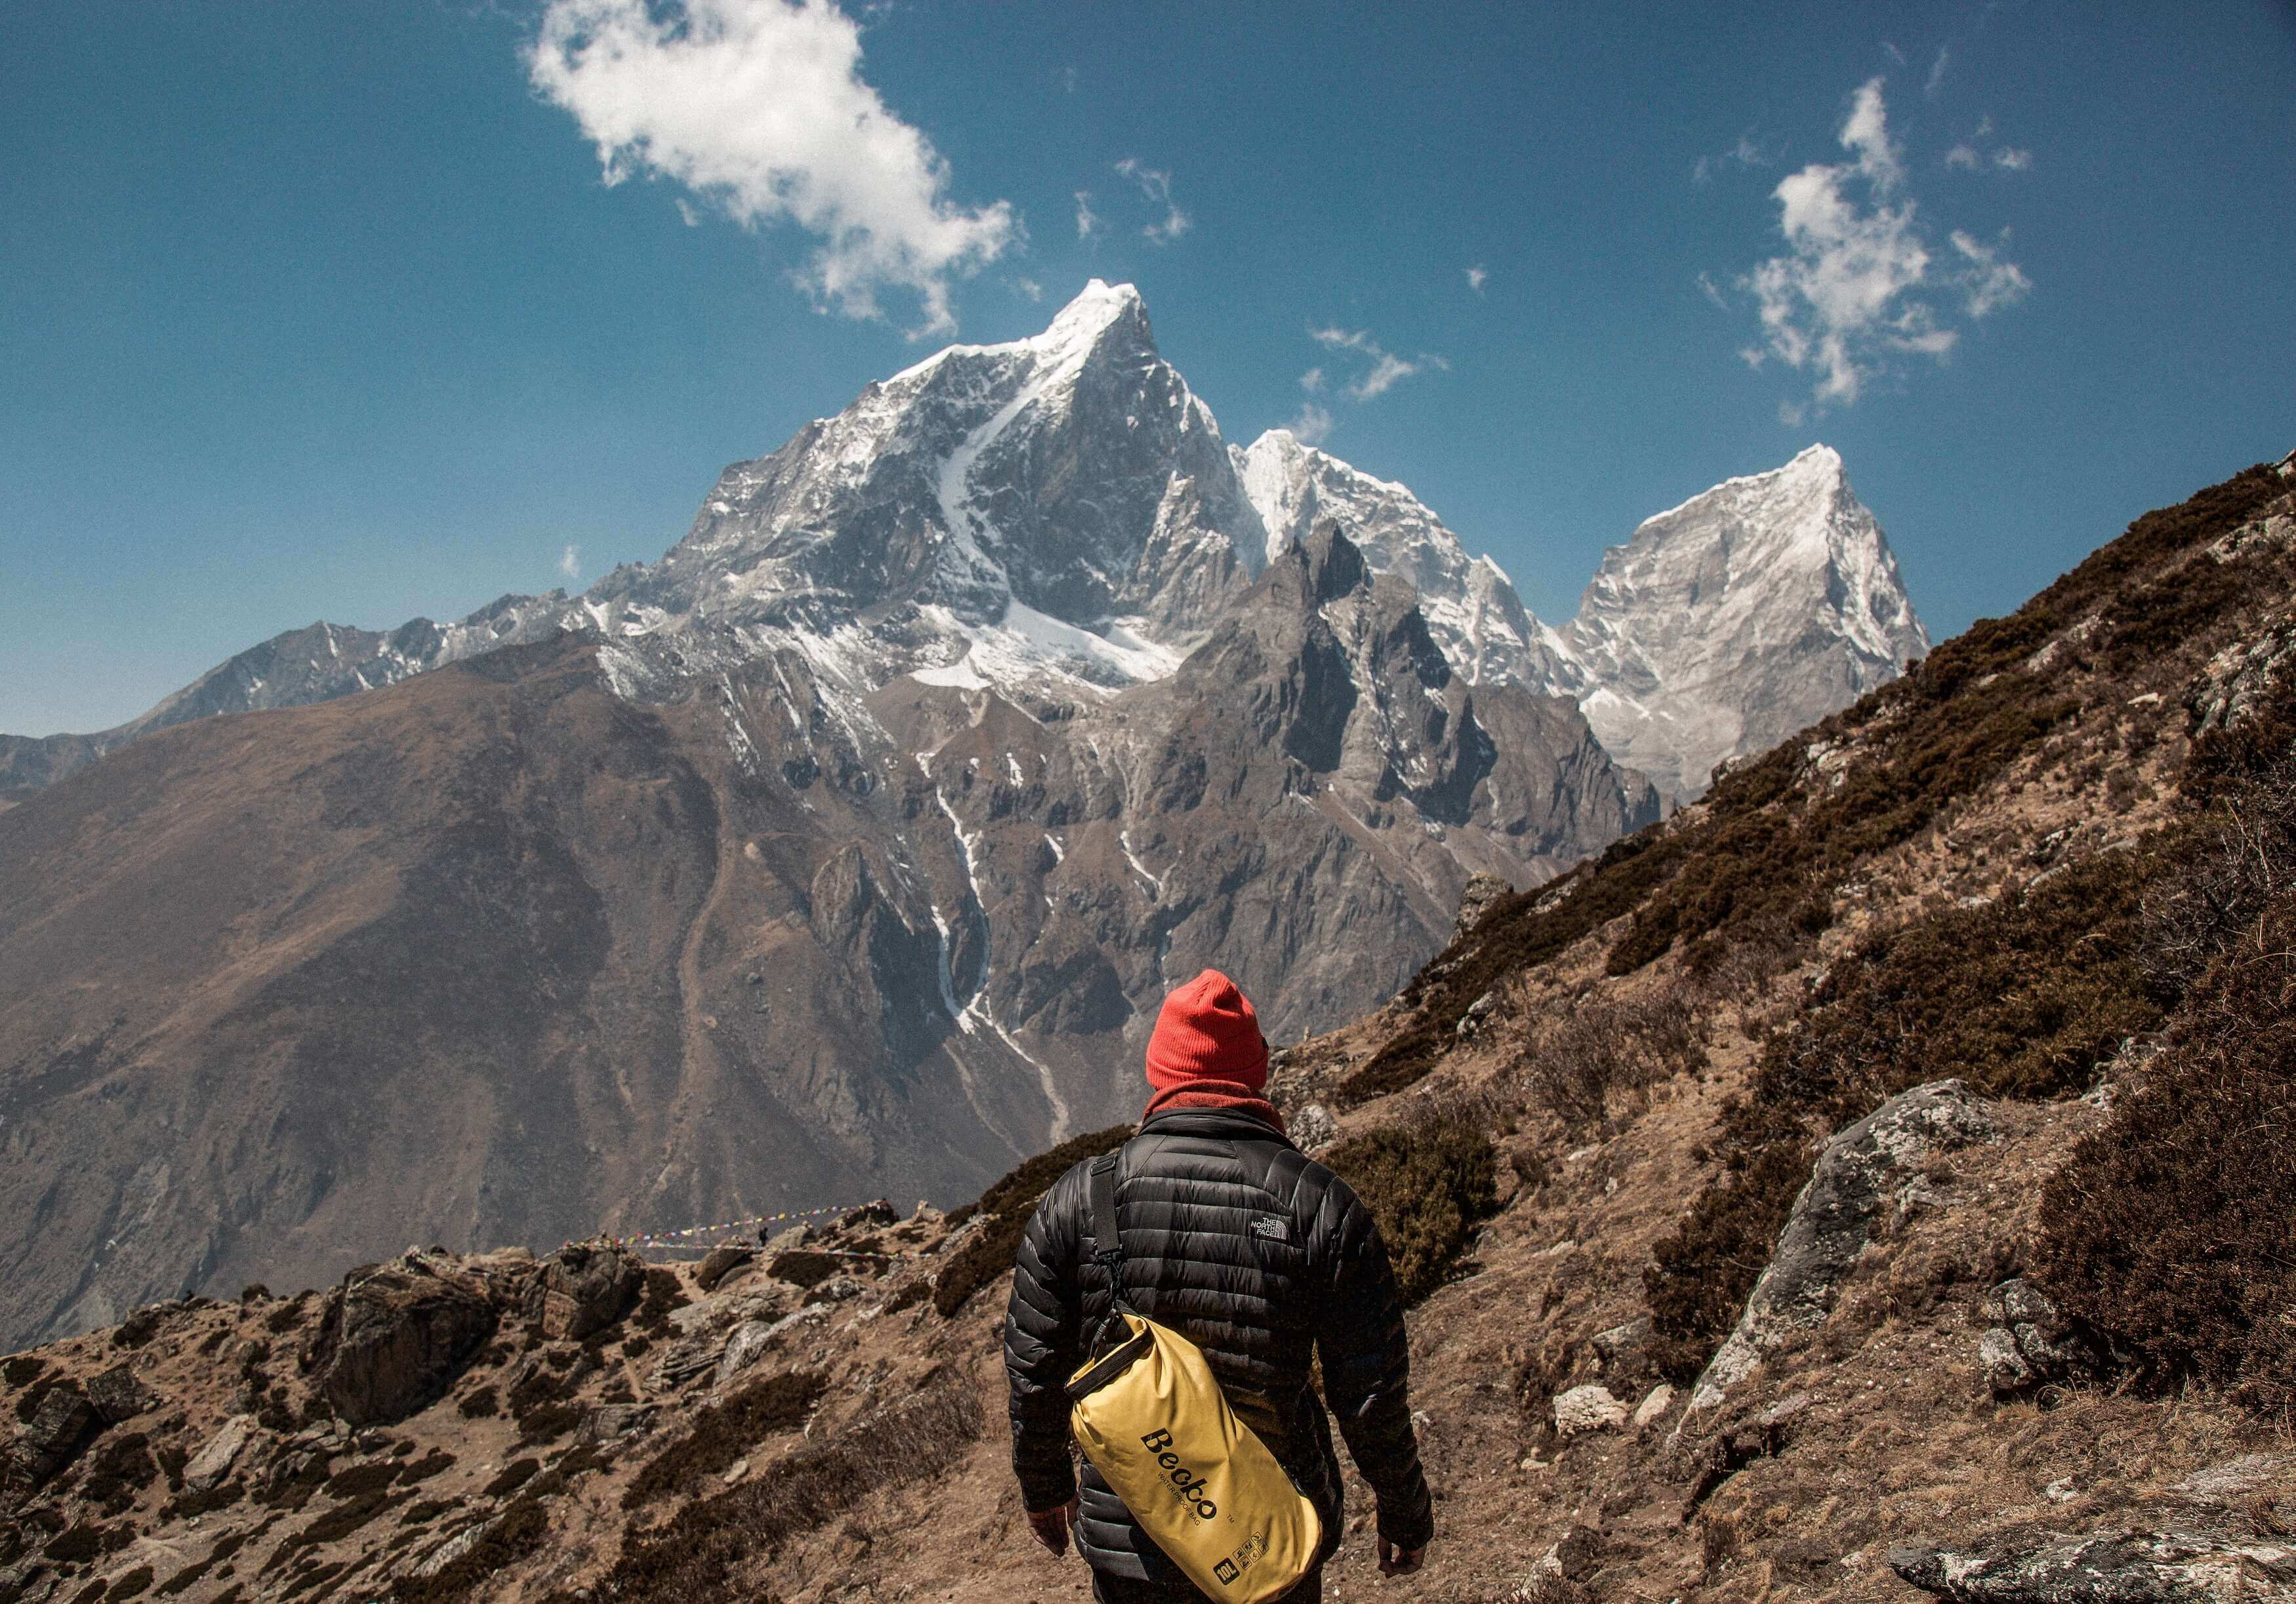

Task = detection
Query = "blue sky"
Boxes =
[3,1,2291,735]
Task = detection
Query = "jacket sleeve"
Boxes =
[1003,1169,1084,1513]
[1311,1177,1435,1550]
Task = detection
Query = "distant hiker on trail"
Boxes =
[1004,968,1434,1601]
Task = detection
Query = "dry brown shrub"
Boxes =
[1509,985,1710,1130]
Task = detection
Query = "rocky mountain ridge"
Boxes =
[3,283,1922,808]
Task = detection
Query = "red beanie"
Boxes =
[1143,969,1279,1126]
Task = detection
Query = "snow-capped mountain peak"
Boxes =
[1233,428,1568,690]
[9,287,1925,817]
[1552,442,1928,798]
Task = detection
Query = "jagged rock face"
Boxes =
[1235,428,1570,690]
[1553,444,1930,800]
[607,279,1264,648]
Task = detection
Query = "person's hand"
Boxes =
[1026,1497,1078,1555]
[1378,1536,1426,1576]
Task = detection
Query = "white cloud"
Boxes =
[1299,367,1325,393]
[527,0,1014,337]
[674,197,703,227]
[1925,46,1950,100]
[1014,277,1044,302]
[1697,270,1731,311]
[1947,116,2032,174]
[1074,190,1101,241]
[1734,76,2027,408]
[1950,230,2032,317]
[1466,264,1488,293]
[1114,158,1190,244]
[1309,325,1447,400]
[1693,132,1773,186]
[1778,399,1807,426]
[559,544,583,580]
[1287,401,1334,446]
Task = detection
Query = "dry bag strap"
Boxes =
[1088,1150,1127,1313]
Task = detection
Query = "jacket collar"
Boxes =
[1137,1106,1298,1149]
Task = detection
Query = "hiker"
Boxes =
[1004,968,1435,1601]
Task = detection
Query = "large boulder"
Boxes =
[768,1249,844,1290]
[182,1414,256,1492]
[85,1363,157,1424]
[1686,1080,1992,1416]
[8,1384,98,1487]
[693,1246,755,1294]
[1891,1528,2296,1600]
[526,1244,644,1340]
[306,1256,498,1426]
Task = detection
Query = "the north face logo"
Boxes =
[1248,1215,1289,1243]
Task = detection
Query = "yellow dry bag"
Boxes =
[1065,1152,1322,1604]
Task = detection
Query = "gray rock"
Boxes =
[577,1404,655,1444]
[84,1363,156,1424]
[761,1224,814,1256]
[713,1321,779,1389]
[527,1244,644,1341]
[1687,1080,1992,1416]
[1552,1384,1628,1437]
[9,1384,99,1487]
[183,1415,255,1492]
[693,1246,755,1294]
[1891,1527,2296,1601]
[1591,1316,1653,1370]
[307,1258,497,1427]
[768,1249,844,1290]
[1979,1278,2102,1397]
[1289,1102,1338,1157]
[1452,874,1514,943]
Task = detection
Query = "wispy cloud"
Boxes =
[1299,367,1325,394]
[1693,132,1774,186]
[1925,46,1950,100]
[1732,76,2029,409]
[1950,230,2031,318]
[1309,325,1447,400]
[559,543,583,581]
[1073,190,1101,241]
[1466,264,1488,293]
[1114,158,1190,244]
[1946,115,2032,174]
[527,0,1013,337]
[1287,401,1334,446]
[1013,277,1044,302]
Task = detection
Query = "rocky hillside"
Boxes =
[2,456,2288,1604]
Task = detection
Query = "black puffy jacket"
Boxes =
[1003,1108,1433,1582]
